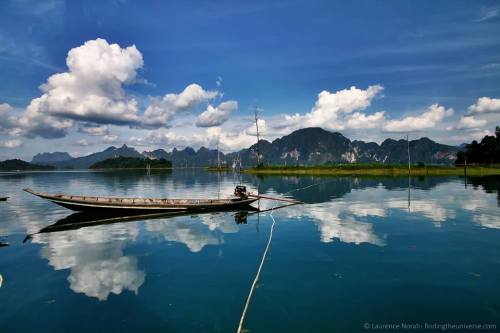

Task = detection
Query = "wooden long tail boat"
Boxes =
[0,197,8,201]
[23,186,258,213]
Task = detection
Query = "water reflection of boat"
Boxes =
[23,186,257,213]
[26,209,256,236]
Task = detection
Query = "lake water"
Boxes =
[0,171,499,332]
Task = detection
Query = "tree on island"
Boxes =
[90,157,172,169]
[0,159,54,171]
[455,126,500,165]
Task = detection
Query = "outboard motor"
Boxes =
[234,185,248,199]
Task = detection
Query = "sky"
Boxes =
[0,0,500,160]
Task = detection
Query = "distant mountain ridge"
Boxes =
[32,152,73,164]
[30,127,460,168]
[227,127,459,165]
[54,144,143,169]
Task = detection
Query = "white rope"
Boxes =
[236,207,277,333]
[235,179,330,332]
[282,178,337,196]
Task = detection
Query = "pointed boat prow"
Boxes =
[24,188,49,199]
[24,188,38,196]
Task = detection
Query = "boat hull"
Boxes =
[24,188,257,213]
[48,197,258,213]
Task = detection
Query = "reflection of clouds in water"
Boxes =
[312,212,385,246]
[6,174,499,301]
[460,197,500,229]
[68,256,144,301]
[473,214,500,229]
[347,203,386,217]
[273,180,499,245]
[145,219,219,252]
[281,201,386,246]
[421,182,500,229]
[386,199,449,227]
[33,223,144,301]
[144,213,239,253]
[200,213,239,233]
[0,192,68,236]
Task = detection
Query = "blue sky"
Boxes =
[1,0,499,160]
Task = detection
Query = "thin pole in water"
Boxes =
[407,134,411,175]
[254,107,261,166]
[464,151,468,188]
[217,138,221,169]
[407,134,411,211]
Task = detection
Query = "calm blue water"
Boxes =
[0,171,499,332]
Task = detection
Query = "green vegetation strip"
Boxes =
[245,164,500,176]
[90,157,172,169]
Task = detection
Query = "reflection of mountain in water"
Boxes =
[256,176,459,204]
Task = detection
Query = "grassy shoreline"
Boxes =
[244,164,500,176]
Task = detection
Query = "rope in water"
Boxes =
[236,178,336,332]
[282,178,338,196]
[236,207,277,333]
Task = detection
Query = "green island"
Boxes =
[245,164,500,176]
[89,157,172,169]
[0,159,55,171]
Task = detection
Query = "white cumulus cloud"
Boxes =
[0,39,143,139]
[383,104,454,132]
[273,85,384,132]
[455,116,487,129]
[78,124,110,136]
[468,97,500,114]
[0,103,21,136]
[20,38,144,137]
[142,84,219,128]
[0,103,13,113]
[346,111,386,129]
[0,39,231,140]
[196,100,238,127]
